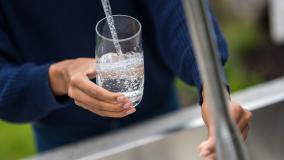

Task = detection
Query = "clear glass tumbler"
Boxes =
[95,15,144,107]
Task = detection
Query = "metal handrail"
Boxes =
[181,0,250,159]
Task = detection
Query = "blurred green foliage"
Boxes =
[175,79,198,106]
[223,21,265,91]
[0,121,36,160]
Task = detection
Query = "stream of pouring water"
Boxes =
[101,0,123,54]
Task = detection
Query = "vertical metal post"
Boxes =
[181,0,250,160]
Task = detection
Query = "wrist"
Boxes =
[201,93,215,137]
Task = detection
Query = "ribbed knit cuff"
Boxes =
[191,63,231,105]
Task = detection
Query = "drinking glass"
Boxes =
[95,15,144,107]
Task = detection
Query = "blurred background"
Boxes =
[0,0,283,159]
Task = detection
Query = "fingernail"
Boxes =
[126,109,136,115]
[117,96,127,102]
[123,103,132,109]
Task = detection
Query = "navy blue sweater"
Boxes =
[0,0,228,151]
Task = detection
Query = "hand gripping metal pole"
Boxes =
[181,0,250,160]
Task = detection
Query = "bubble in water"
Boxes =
[96,52,144,107]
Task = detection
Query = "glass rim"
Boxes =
[95,14,142,42]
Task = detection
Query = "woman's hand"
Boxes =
[199,94,252,160]
[48,58,136,118]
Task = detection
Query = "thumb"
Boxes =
[85,60,97,79]
[198,137,215,158]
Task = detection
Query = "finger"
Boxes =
[200,149,212,158]
[199,144,211,158]
[101,107,136,118]
[241,125,249,140]
[237,111,252,131]
[77,58,96,79]
[70,87,130,112]
[198,141,207,153]
[238,119,249,133]
[230,105,244,123]
[85,62,97,79]
[205,153,216,160]
[70,74,128,103]
[198,139,215,157]
[86,71,96,79]
[76,100,136,118]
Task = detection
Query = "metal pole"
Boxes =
[181,0,250,160]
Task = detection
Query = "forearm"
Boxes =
[0,63,69,123]
[201,91,214,137]
[201,88,231,137]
